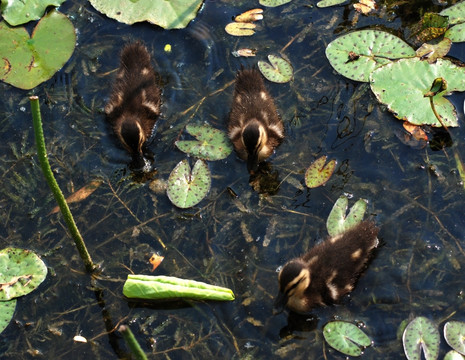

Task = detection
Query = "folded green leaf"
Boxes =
[123,275,235,301]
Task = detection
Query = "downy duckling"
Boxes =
[274,220,379,314]
[228,67,284,174]
[105,42,161,169]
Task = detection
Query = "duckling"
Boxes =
[228,67,284,174]
[274,220,379,314]
[105,42,161,169]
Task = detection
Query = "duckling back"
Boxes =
[105,42,161,168]
[275,220,379,314]
[228,68,284,173]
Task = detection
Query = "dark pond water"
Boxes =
[2,0,465,358]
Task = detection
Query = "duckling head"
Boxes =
[117,117,146,169]
[274,259,311,314]
[242,120,269,173]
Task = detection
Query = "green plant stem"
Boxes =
[29,96,96,272]
[119,325,148,360]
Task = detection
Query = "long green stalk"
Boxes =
[29,96,96,272]
[119,325,148,360]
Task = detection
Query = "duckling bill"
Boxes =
[105,42,161,169]
[228,68,284,174]
[274,221,379,314]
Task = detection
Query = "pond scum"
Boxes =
[1,0,465,359]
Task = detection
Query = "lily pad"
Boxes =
[445,23,465,43]
[317,0,348,8]
[166,159,211,209]
[370,58,465,127]
[259,0,292,7]
[0,299,16,334]
[225,22,257,36]
[0,0,66,26]
[323,321,372,357]
[444,321,465,355]
[326,30,416,82]
[123,274,235,301]
[416,38,452,63]
[258,55,293,83]
[326,195,367,237]
[445,351,465,360]
[304,155,336,188]
[0,248,47,301]
[0,10,75,90]
[89,0,203,29]
[440,1,465,25]
[175,124,233,161]
[402,316,440,360]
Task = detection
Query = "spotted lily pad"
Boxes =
[444,321,465,355]
[403,317,440,360]
[167,159,211,209]
[440,1,465,25]
[445,23,465,43]
[326,30,416,82]
[259,0,292,7]
[89,0,203,29]
[258,55,293,83]
[445,351,465,360]
[175,124,233,161]
[0,0,66,26]
[323,321,372,357]
[304,155,336,188]
[225,22,257,36]
[0,10,75,90]
[0,248,47,301]
[317,0,348,7]
[416,38,452,63]
[0,299,16,334]
[370,58,465,127]
[326,195,367,237]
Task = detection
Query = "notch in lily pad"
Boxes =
[326,195,367,237]
[258,55,293,83]
[402,316,440,360]
[304,155,336,188]
[444,321,465,355]
[323,321,372,357]
[166,159,211,209]
[175,124,233,161]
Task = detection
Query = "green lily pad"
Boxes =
[323,321,372,357]
[0,10,75,90]
[89,0,203,29]
[0,0,66,26]
[445,350,465,360]
[317,0,348,8]
[0,248,47,301]
[326,195,367,237]
[326,30,416,82]
[167,159,211,209]
[259,0,292,7]
[258,55,293,83]
[445,23,465,43]
[370,58,465,127]
[304,155,336,188]
[123,274,235,301]
[175,124,233,161]
[0,299,16,334]
[416,38,452,63]
[402,316,440,360]
[444,321,465,355]
[440,1,465,25]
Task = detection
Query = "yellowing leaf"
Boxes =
[234,8,263,23]
[225,22,256,36]
[149,254,164,272]
[354,0,376,14]
[305,156,337,188]
[49,180,102,214]
[403,122,428,141]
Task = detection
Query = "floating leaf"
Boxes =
[402,316,440,360]
[326,196,367,237]
[323,321,372,357]
[0,299,16,334]
[123,274,235,301]
[258,55,293,83]
[445,23,465,43]
[89,0,203,29]
[304,156,336,188]
[175,124,233,161]
[440,1,465,25]
[317,0,348,8]
[225,22,256,36]
[49,180,102,214]
[445,350,465,360]
[0,0,66,26]
[326,30,416,82]
[416,38,452,63]
[403,122,428,142]
[259,0,292,7]
[444,321,465,355]
[354,0,376,14]
[409,13,449,44]
[232,48,257,57]
[166,159,211,209]
[149,254,164,272]
[234,8,263,23]
[370,58,465,127]
[0,10,75,90]
[0,248,47,301]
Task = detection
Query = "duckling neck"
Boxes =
[119,118,145,155]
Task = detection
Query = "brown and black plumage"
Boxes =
[105,42,161,169]
[228,68,284,174]
[274,221,379,314]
